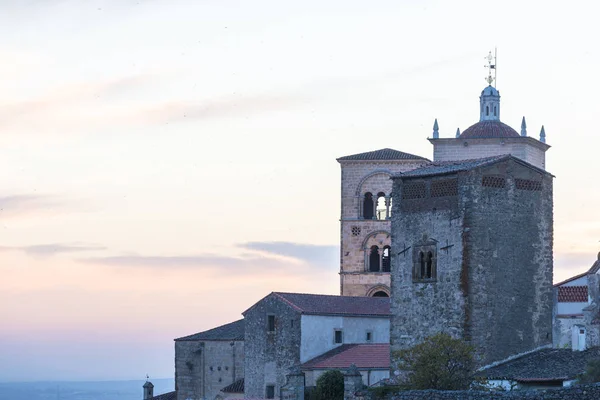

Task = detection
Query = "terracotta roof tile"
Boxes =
[302,344,390,370]
[337,148,428,162]
[175,319,244,341]
[558,286,588,302]
[460,121,520,139]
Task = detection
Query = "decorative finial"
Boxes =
[433,118,439,139]
[146,374,149,382]
[456,128,460,138]
[484,49,497,87]
[521,117,527,137]
[540,125,546,143]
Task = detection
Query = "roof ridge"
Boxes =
[272,292,305,312]
[337,148,429,162]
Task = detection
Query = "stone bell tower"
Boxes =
[337,148,428,297]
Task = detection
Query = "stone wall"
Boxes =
[175,339,244,400]
[465,160,553,364]
[355,385,600,400]
[244,295,301,398]
[390,158,553,368]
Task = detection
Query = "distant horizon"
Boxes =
[0,377,174,384]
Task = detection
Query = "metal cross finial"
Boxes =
[484,48,497,86]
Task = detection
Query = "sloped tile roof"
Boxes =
[301,344,390,370]
[269,292,390,317]
[554,272,588,287]
[478,348,600,381]
[148,391,176,400]
[460,121,520,139]
[395,154,551,179]
[175,319,244,341]
[558,286,588,302]
[221,378,244,393]
[337,148,428,162]
[396,155,508,178]
[554,253,600,287]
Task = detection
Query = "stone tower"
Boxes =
[389,155,554,367]
[389,83,555,367]
[337,148,428,297]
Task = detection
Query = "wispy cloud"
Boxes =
[238,241,338,266]
[0,194,68,218]
[121,93,310,126]
[77,241,338,276]
[78,252,331,279]
[0,243,106,257]
[0,74,156,130]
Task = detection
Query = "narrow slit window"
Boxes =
[267,315,275,332]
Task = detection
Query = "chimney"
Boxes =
[143,380,154,400]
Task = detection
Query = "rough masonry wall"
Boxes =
[175,340,244,400]
[354,385,600,400]
[340,160,427,297]
[390,174,466,355]
[465,160,553,365]
[244,296,301,399]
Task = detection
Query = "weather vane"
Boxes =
[484,48,497,87]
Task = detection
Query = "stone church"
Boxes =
[145,68,598,399]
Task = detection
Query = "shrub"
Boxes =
[393,333,474,390]
[579,359,600,383]
[313,370,344,400]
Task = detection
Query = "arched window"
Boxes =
[486,105,489,116]
[419,252,425,278]
[376,192,386,220]
[382,246,391,272]
[363,193,374,220]
[426,251,433,279]
[494,106,497,116]
[369,246,380,272]
[372,291,389,297]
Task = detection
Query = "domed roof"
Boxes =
[481,85,499,96]
[459,120,520,139]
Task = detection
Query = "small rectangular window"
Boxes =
[266,385,275,399]
[366,331,372,342]
[267,315,275,332]
[334,329,343,344]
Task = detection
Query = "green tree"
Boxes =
[579,359,600,383]
[393,333,474,390]
[313,370,344,400]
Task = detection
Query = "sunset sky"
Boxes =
[1,0,599,382]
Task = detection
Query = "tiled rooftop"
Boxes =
[337,148,428,162]
[267,292,390,317]
[558,286,588,303]
[459,120,520,139]
[221,378,244,393]
[395,155,508,179]
[148,391,176,400]
[301,344,390,370]
[478,348,600,381]
[175,319,244,341]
